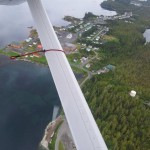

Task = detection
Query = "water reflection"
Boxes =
[0,55,60,150]
[0,0,116,47]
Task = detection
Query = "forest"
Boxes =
[82,0,150,149]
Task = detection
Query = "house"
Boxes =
[97,70,106,74]
[66,33,72,39]
[104,64,116,71]
[93,47,99,50]
[26,37,32,42]
[8,42,23,49]
[86,48,91,52]
[87,36,91,39]
[30,55,34,58]
[33,53,41,58]
[86,64,91,68]
[25,52,29,58]
[62,43,77,52]
[80,57,88,63]
[82,44,86,47]
[37,44,43,50]
[96,37,100,41]
[97,68,109,74]
[73,58,78,62]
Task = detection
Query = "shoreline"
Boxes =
[39,116,63,150]
[0,53,49,68]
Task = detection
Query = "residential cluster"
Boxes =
[3,11,133,77]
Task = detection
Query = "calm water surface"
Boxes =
[0,55,60,150]
[0,0,116,47]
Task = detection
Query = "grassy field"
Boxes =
[28,56,47,65]
[102,35,119,42]
[0,49,19,57]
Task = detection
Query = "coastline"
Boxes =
[39,116,63,150]
[0,53,49,68]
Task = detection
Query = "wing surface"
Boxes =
[27,0,108,149]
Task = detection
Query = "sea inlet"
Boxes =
[0,55,60,150]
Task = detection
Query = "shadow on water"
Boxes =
[0,55,60,150]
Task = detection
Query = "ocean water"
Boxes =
[0,55,60,150]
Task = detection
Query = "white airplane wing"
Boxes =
[27,0,108,150]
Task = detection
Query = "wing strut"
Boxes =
[27,0,108,149]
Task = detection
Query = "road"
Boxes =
[70,50,99,87]
[80,72,92,87]
[55,118,76,150]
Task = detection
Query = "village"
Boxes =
[0,11,133,86]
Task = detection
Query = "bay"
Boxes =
[0,55,60,150]
[0,0,116,47]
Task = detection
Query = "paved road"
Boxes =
[55,118,76,150]
[80,72,92,87]
[70,51,99,87]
